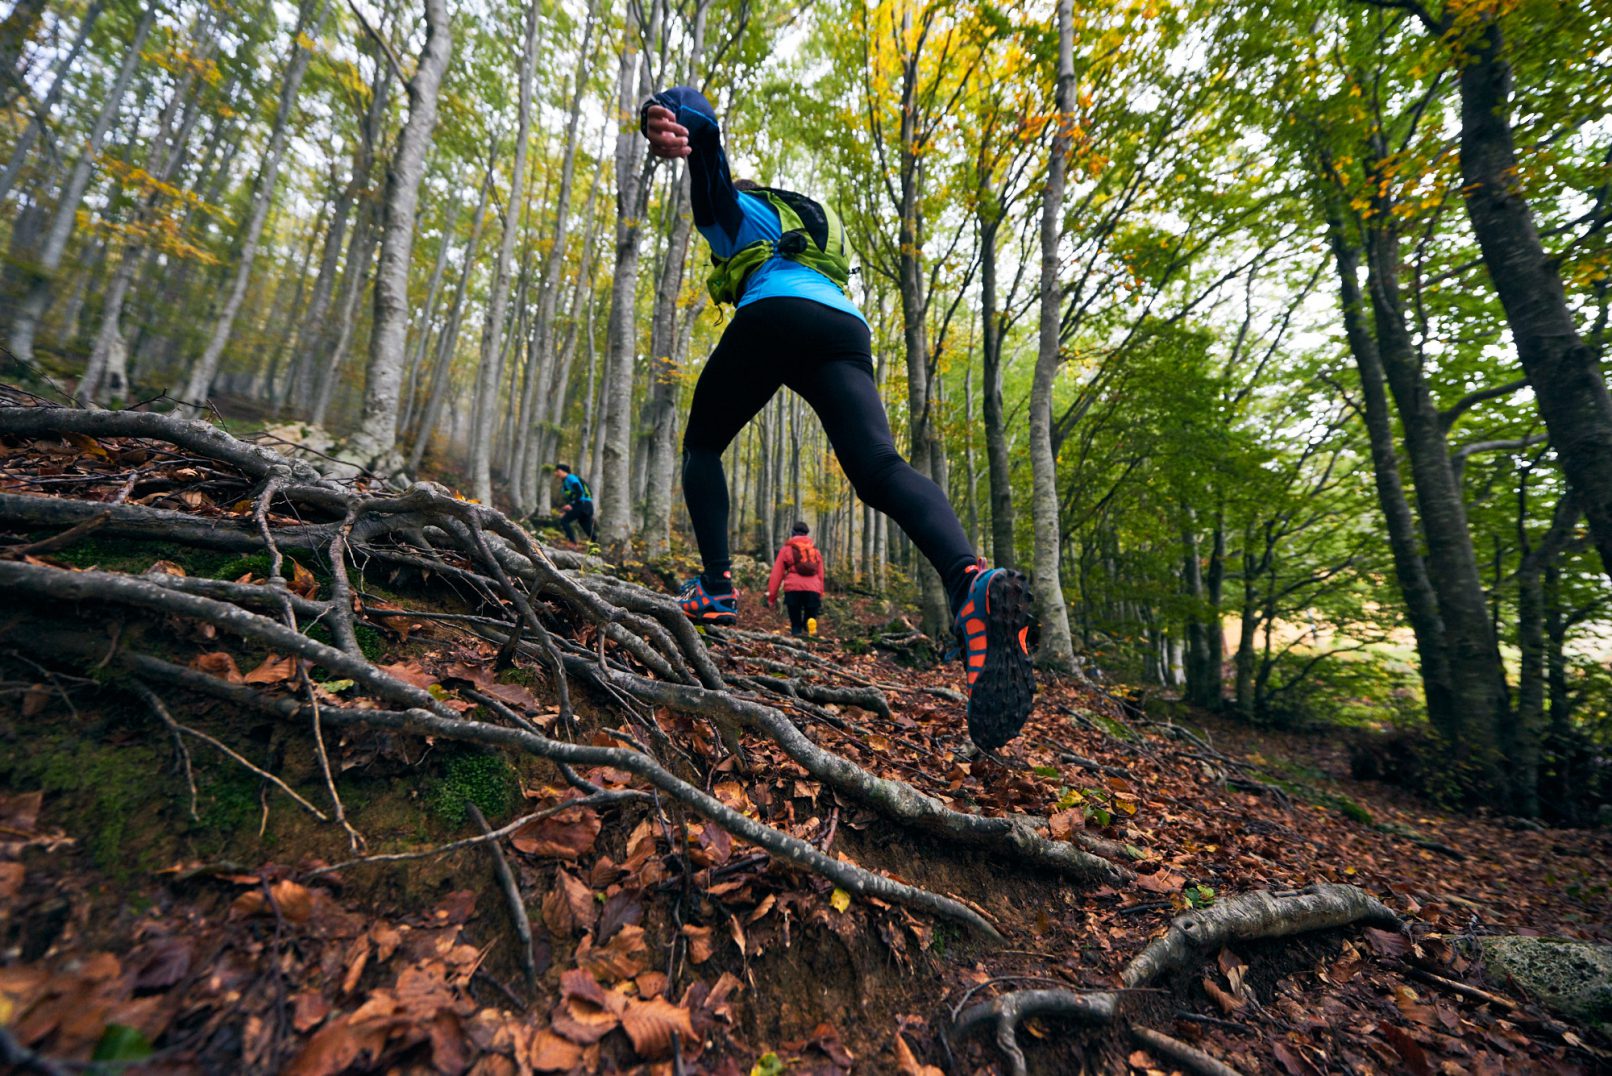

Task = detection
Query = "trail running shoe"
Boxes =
[678,575,738,626]
[954,566,1036,750]
[807,616,818,637]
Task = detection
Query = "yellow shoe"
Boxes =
[806,617,818,637]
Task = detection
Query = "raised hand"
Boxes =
[643,104,691,159]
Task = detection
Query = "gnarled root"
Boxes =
[953,884,1400,1075]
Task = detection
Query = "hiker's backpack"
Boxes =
[790,541,820,577]
[707,187,852,306]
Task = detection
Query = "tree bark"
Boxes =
[979,204,1015,569]
[1364,161,1512,805]
[348,0,452,470]
[1029,0,1079,674]
[1458,18,1612,584]
[598,10,659,546]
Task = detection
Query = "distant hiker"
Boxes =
[641,87,1036,751]
[552,464,594,542]
[767,522,824,637]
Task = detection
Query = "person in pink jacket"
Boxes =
[767,522,825,637]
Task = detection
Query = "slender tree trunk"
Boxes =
[1029,0,1079,673]
[468,0,538,503]
[7,8,153,364]
[598,11,658,546]
[1364,167,1512,806]
[1322,204,1457,735]
[1457,20,1612,584]
[348,0,452,470]
[179,0,324,411]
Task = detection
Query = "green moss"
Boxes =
[304,622,384,664]
[50,537,281,584]
[197,764,261,837]
[33,739,165,878]
[427,749,518,827]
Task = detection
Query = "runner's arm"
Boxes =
[640,86,744,245]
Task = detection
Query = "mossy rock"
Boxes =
[1479,935,1612,1034]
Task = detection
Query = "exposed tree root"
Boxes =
[953,884,1400,1075]
[1129,1026,1246,1076]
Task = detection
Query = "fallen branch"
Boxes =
[468,803,538,998]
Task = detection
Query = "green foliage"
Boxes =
[427,749,518,827]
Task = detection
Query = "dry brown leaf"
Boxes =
[620,996,696,1060]
[1048,809,1080,841]
[287,557,320,599]
[19,683,49,718]
[579,923,649,983]
[681,924,715,964]
[193,651,244,683]
[370,923,403,963]
[292,991,331,1032]
[0,862,24,900]
[231,879,314,923]
[511,806,602,859]
[244,652,299,684]
[635,970,667,998]
[523,1028,583,1072]
[894,1031,944,1076]
[146,560,187,577]
[379,661,437,691]
[1202,975,1244,1015]
[1135,869,1186,894]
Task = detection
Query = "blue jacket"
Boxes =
[642,86,865,324]
[561,473,591,505]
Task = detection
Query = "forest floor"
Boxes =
[1,386,1609,1076]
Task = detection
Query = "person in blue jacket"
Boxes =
[552,463,595,543]
[640,86,1036,751]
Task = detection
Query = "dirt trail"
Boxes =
[1,390,1607,1075]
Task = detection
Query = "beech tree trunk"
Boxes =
[1458,19,1612,584]
[348,0,452,470]
[598,8,660,546]
[1322,209,1456,735]
[1364,165,1512,807]
[980,203,1016,569]
[1029,0,1078,674]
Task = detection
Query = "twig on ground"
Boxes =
[1130,1025,1245,1076]
[467,803,538,999]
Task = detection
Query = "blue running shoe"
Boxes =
[953,566,1035,750]
[678,574,738,626]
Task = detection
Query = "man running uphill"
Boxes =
[641,86,1037,752]
[552,464,594,543]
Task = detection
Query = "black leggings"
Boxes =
[682,298,976,606]
[784,591,821,635]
